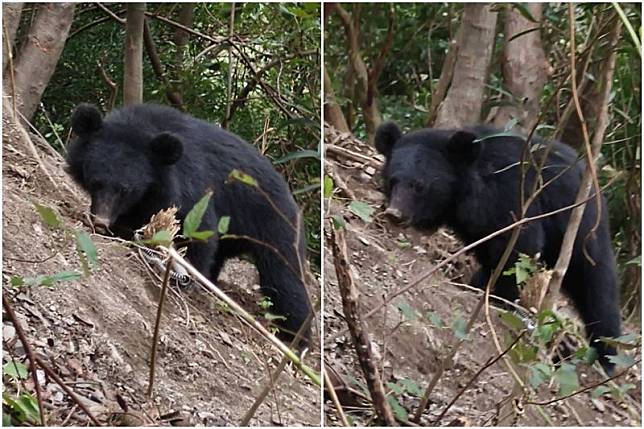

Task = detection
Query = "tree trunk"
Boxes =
[331,3,390,146]
[2,2,24,71]
[123,3,145,105]
[169,2,194,108]
[434,4,497,128]
[7,3,75,121]
[324,65,350,132]
[173,3,195,49]
[491,4,549,132]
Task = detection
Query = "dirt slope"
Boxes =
[2,110,320,426]
[322,128,641,426]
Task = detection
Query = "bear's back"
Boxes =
[104,104,248,150]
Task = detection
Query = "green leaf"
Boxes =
[323,175,334,199]
[331,215,346,229]
[3,362,28,380]
[217,216,231,234]
[625,255,641,266]
[273,149,319,164]
[74,230,98,269]
[396,301,418,321]
[613,383,636,397]
[527,362,552,388]
[4,392,40,424]
[257,297,273,310]
[143,230,173,246]
[399,378,422,397]
[553,363,579,396]
[10,276,24,287]
[183,191,213,238]
[451,317,468,340]
[508,340,538,363]
[14,271,82,288]
[263,312,287,322]
[591,385,611,398]
[599,333,640,349]
[228,169,258,187]
[387,394,408,422]
[292,183,320,196]
[426,311,444,328]
[607,353,636,369]
[511,3,539,23]
[386,381,405,395]
[51,271,82,283]
[348,201,374,223]
[16,393,40,424]
[500,311,525,332]
[188,230,215,241]
[575,346,599,365]
[34,203,61,228]
[396,237,411,249]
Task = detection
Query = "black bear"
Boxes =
[375,122,621,372]
[66,103,312,345]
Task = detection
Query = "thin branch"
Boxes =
[526,360,640,406]
[146,257,173,397]
[167,247,321,386]
[324,367,351,427]
[142,19,184,108]
[239,312,314,425]
[433,331,528,424]
[96,2,125,24]
[32,354,102,425]
[2,293,47,426]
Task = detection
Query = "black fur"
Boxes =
[66,103,312,344]
[376,122,621,372]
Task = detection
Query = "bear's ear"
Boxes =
[71,103,103,136]
[375,122,402,158]
[148,132,183,165]
[445,130,481,164]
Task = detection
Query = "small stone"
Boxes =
[591,398,605,413]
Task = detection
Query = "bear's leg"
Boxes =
[253,234,312,349]
[563,258,621,374]
[470,267,520,303]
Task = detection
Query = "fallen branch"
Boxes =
[2,293,47,425]
[330,224,396,426]
[325,144,383,169]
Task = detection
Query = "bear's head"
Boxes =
[66,103,184,230]
[375,122,481,230]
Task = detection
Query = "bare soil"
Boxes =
[323,129,641,426]
[2,111,321,426]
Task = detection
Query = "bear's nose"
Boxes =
[91,215,111,234]
[384,207,403,221]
